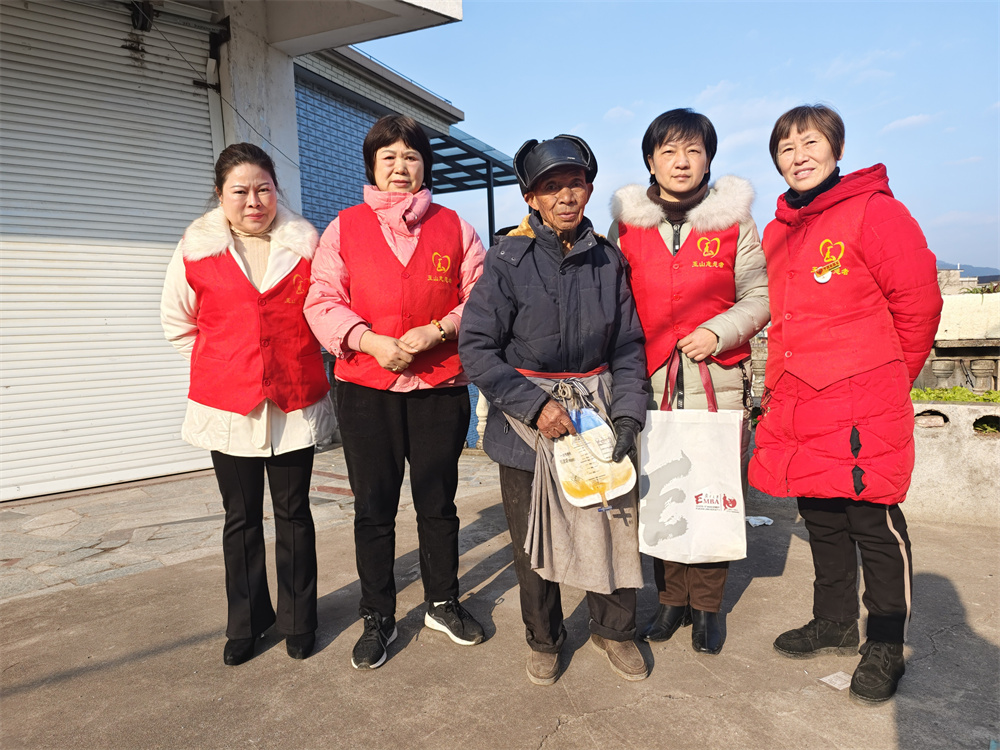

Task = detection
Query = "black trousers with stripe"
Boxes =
[211,447,318,640]
[798,496,912,643]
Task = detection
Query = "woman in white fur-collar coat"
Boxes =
[609,109,769,655]
[161,144,333,667]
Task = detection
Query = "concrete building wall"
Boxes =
[938,269,982,295]
[218,0,303,211]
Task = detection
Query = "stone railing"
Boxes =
[750,334,768,400]
[916,293,1000,393]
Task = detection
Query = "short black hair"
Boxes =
[362,114,434,190]
[641,109,718,186]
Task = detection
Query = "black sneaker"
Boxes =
[773,617,860,658]
[351,612,397,669]
[424,598,485,646]
[850,641,905,703]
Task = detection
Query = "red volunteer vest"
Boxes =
[336,203,465,389]
[184,253,329,415]
[762,194,906,391]
[617,221,749,377]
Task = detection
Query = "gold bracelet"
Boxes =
[431,319,447,342]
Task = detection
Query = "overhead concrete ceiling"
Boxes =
[265,0,461,57]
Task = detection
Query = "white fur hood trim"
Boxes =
[609,184,662,229]
[610,175,755,233]
[180,204,319,262]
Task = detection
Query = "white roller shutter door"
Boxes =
[1,0,218,499]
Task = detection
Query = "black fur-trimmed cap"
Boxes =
[513,135,598,193]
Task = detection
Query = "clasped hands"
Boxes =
[359,321,451,373]
[535,399,641,463]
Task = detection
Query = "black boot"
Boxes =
[286,631,316,660]
[641,604,691,642]
[223,636,256,666]
[773,617,860,658]
[691,609,722,654]
[850,641,905,703]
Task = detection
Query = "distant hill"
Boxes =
[937,261,1000,277]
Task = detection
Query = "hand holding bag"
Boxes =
[638,352,747,564]
[549,380,637,511]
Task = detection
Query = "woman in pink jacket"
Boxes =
[749,105,942,703]
[305,115,486,670]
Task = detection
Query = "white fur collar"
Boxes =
[610,175,754,233]
[181,204,319,261]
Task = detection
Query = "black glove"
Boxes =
[611,416,641,463]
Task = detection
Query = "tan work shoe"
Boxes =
[526,649,560,685]
[590,634,648,681]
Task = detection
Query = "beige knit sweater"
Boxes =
[231,227,271,290]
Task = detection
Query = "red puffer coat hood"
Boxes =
[774,164,894,227]
[774,164,891,227]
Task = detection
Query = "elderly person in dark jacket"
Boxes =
[459,135,650,686]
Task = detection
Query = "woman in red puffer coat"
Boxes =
[749,105,942,704]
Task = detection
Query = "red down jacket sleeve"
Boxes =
[861,193,943,384]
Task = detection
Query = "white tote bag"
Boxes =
[638,357,747,564]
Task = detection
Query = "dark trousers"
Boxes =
[654,559,729,612]
[499,464,637,653]
[798,496,912,643]
[211,447,318,639]
[336,382,470,618]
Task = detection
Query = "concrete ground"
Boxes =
[1,448,997,750]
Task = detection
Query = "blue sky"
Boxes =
[358,1,1000,270]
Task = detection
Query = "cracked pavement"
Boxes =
[1,449,997,749]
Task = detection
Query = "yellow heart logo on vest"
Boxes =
[697,237,720,257]
[432,252,452,273]
[819,239,845,263]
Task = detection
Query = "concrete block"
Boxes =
[936,294,1000,340]
[908,401,1000,525]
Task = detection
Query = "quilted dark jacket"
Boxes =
[458,212,648,471]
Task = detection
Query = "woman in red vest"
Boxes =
[305,115,487,670]
[749,105,942,702]
[161,143,333,666]
[610,109,770,655]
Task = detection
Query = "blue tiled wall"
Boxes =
[466,385,480,449]
[295,78,379,230]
